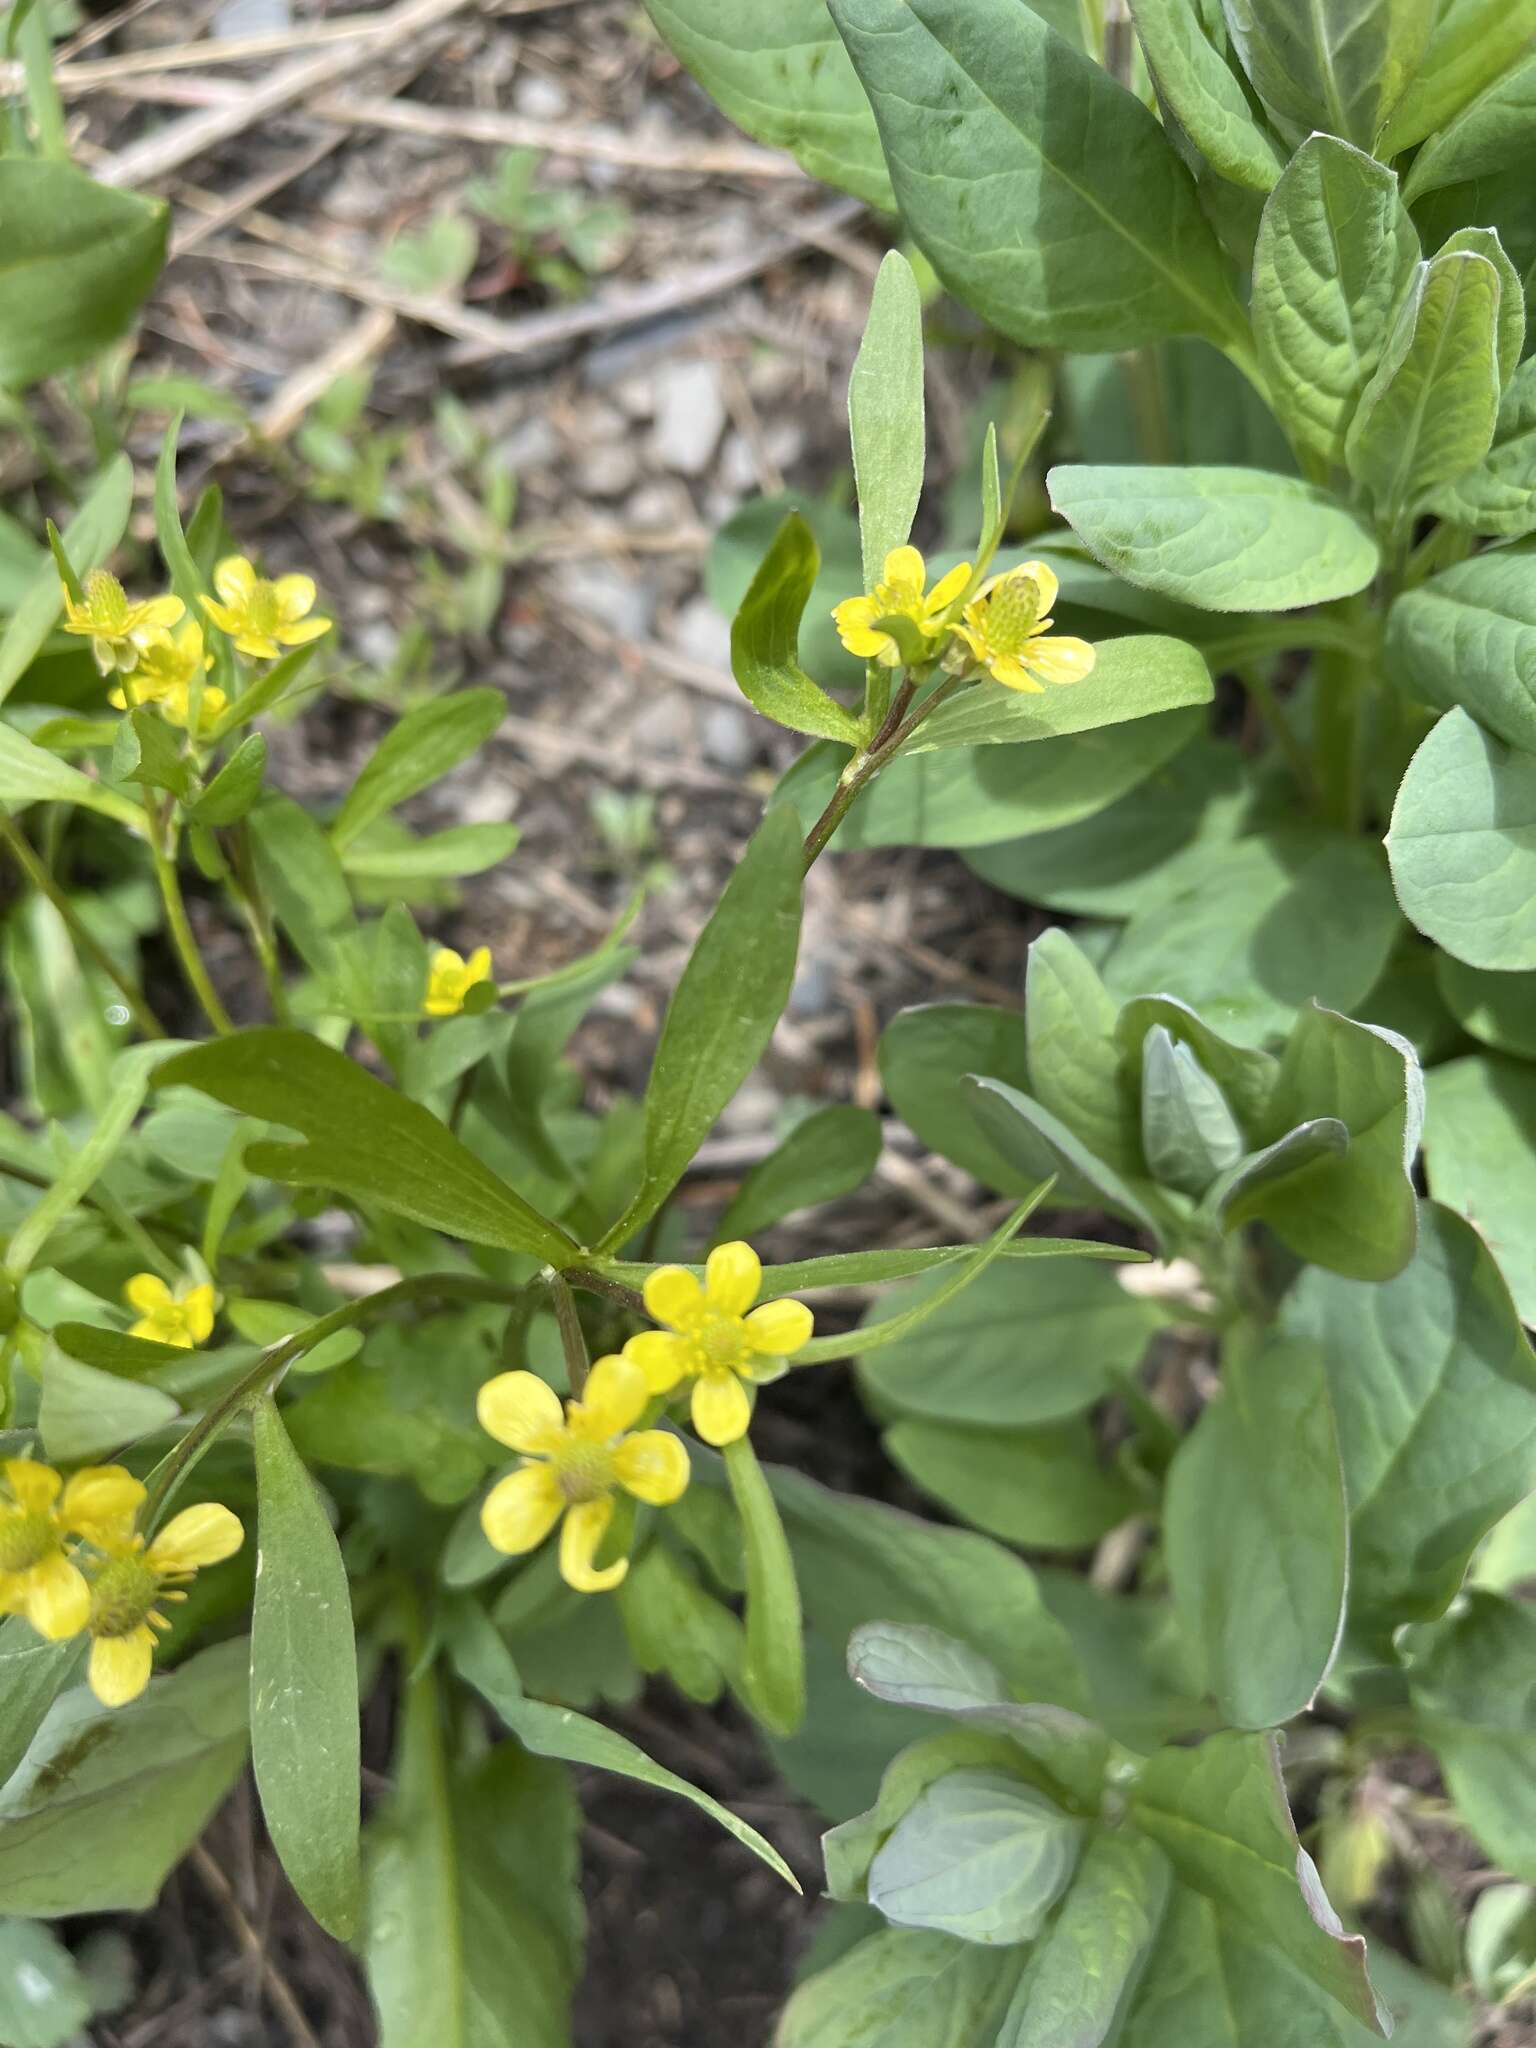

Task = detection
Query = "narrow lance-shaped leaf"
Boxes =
[724,1434,805,1737]
[331,688,504,851]
[850,251,926,590]
[1129,0,1284,192]
[994,1830,1171,2047]
[156,1028,581,1265]
[829,0,1245,354]
[250,1396,362,1941]
[0,721,146,832]
[730,515,866,744]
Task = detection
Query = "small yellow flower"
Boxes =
[61,570,184,678]
[625,1242,813,1448]
[949,561,1096,693]
[84,1500,245,1707]
[159,678,229,736]
[109,620,213,710]
[0,1459,120,1641]
[200,556,332,660]
[124,1274,216,1350]
[477,1355,689,1593]
[425,945,493,1017]
[832,545,971,668]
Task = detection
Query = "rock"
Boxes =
[627,687,694,757]
[214,0,288,30]
[668,593,731,671]
[575,441,640,498]
[495,415,560,472]
[625,479,697,533]
[789,951,838,1018]
[549,561,654,642]
[609,372,657,421]
[717,432,761,496]
[701,703,757,774]
[648,358,727,477]
[719,1077,780,1135]
[512,72,568,120]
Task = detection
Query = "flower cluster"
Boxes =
[61,554,330,735]
[0,1458,243,1706]
[477,1242,812,1594]
[832,547,1095,694]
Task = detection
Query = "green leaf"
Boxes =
[364,1662,582,2048]
[1387,544,1536,752]
[778,1927,1022,2048]
[0,1918,93,2047]
[0,719,145,832]
[1387,707,1536,969]
[607,804,803,1245]
[112,705,194,801]
[1166,1335,1347,1729]
[0,1640,248,1914]
[0,162,167,392]
[1423,1052,1536,1320]
[339,821,520,881]
[644,0,893,208]
[729,515,866,743]
[827,0,1244,353]
[967,1076,1167,1239]
[0,1619,83,1789]
[1405,49,1536,202]
[1407,1590,1536,1883]
[906,635,1214,753]
[250,1396,361,1941]
[1379,0,1536,156]
[1025,928,1141,1177]
[724,1433,805,1736]
[879,998,1060,1198]
[851,251,926,590]
[1344,252,1502,530]
[1220,0,1434,150]
[157,1028,578,1264]
[0,456,134,706]
[1435,952,1536,1058]
[1429,354,1536,537]
[38,1345,181,1463]
[1239,1003,1421,1280]
[1130,1732,1388,2033]
[1439,224,1525,385]
[447,1600,797,1882]
[1115,992,1279,1131]
[331,689,504,852]
[1141,1025,1245,1197]
[997,1831,1172,2048]
[188,732,266,825]
[887,1414,1142,1550]
[1252,136,1420,469]
[719,1103,881,1241]
[1283,1200,1536,1636]
[599,1238,1134,1297]
[857,1256,1160,1430]
[1047,466,1380,613]
[1211,1117,1350,1231]
[867,1768,1082,1945]
[1104,831,1402,1049]
[709,492,865,691]
[247,793,355,976]
[1129,0,1284,190]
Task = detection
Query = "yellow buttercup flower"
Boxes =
[160,678,229,736]
[124,1274,216,1350]
[832,546,971,668]
[83,1500,245,1706]
[950,561,1096,693]
[477,1355,689,1593]
[200,556,332,660]
[425,945,493,1017]
[0,1459,108,1641]
[109,620,213,710]
[625,1242,813,1447]
[61,570,184,678]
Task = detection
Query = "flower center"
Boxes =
[244,585,283,636]
[980,575,1044,656]
[0,1513,57,1573]
[550,1441,614,1505]
[86,571,130,632]
[684,1309,750,1378]
[89,1556,161,1638]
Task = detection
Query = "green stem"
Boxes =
[150,809,233,1036]
[15,0,68,160]
[0,805,166,1037]
[1314,604,1374,833]
[548,1268,590,1396]
[799,670,965,873]
[1238,664,1314,797]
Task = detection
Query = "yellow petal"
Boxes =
[140,595,186,630]
[477,1371,565,1454]
[124,1273,172,1315]
[691,1371,752,1447]
[147,1502,243,1572]
[622,1331,688,1393]
[181,1284,216,1344]
[4,1459,61,1514]
[277,615,331,646]
[89,1628,155,1707]
[60,1465,145,1542]
[989,655,1046,694]
[924,561,972,614]
[481,1464,563,1554]
[580,1353,648,1437]
[1019,559,1060,617]
[613,1429,690,1506]
[271,574,317,622]
[704,1241,761,1318]
[1025,636,1096,687]
[463,945,493,986]
[25,1552,89,1640]
[881,544,926,592]
[643,1265,704,1330]
[198,597,237,634]
[558,1497,627,1593]
[743,1298,814,1357]
[213,557,256,606]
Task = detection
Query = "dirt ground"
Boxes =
[8,0,1522,2040]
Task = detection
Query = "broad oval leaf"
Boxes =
[904,635,1213,754]
[1430,354,1536,538]
[778,1927,1022,2048]
[867,1768,1082,1945]
[1130,0,1284,191]
[1379,0,1536,156]
[0,162,167,392]
[251,1397,361,1941]
[1406,1591,1536,1885]
[1141,1024,1245,1198]
[1220,0,1434,151]
[1047,466,1379,613]
[1405,50,1536,203]
[828,0,1244,353]
[996,1831,1171,2048]
[1387,542,1536,751]
[1423,1052,1536,1322]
